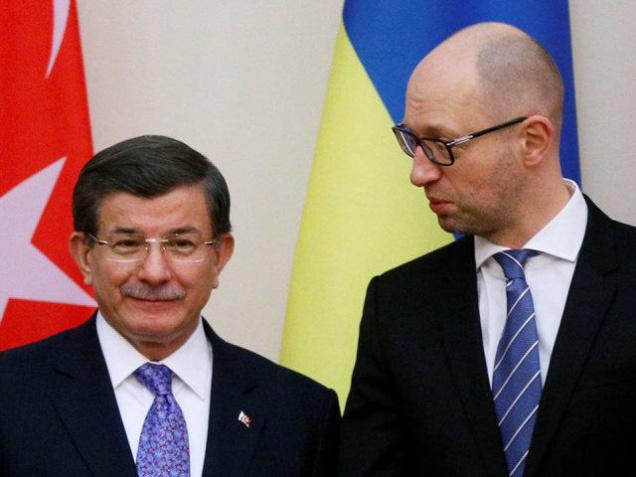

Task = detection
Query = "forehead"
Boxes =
[96,185,211,235]
[404,53,483,134]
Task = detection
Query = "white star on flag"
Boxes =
[0,158,95,324]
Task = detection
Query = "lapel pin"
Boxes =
[238,410,252,429]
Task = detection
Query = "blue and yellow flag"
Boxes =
[281,1,580,405]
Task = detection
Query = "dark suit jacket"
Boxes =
[339,199,636,476]
[0,317,339,476]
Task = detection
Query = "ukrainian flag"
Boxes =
[281,1,580,405]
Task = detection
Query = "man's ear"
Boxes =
[211,233,235,289]
[69,231,93,285]
[520,115,554,167]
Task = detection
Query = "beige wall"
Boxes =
[570,1,636,220]
[77,1,636,362]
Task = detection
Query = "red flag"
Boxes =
[0,0,96,350]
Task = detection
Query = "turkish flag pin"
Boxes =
[238,411,252,428]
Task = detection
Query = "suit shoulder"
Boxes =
[586,198,636,263]
[375,235,471,284]
[611,218,636,244]
[216,338,336,399]
[609,220,636,269]
[0,322,93,401]
[0,321,84,371]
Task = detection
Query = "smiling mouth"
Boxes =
[129,296,177,303]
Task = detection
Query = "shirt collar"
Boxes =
[161,319,211,400]
[475,179,588,269]
[96,311,212,400]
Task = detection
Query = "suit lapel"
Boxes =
[440,238,509,477]
[525,200,618,477]
[202,323,265,477]
[49,317,137,477]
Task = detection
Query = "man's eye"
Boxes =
[432,142,446,152]
[112,239,143,253]
[167,239,197,253]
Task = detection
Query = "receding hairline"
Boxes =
[412,22,564,125]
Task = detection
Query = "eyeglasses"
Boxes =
[87,233,219,263]
[392,116,527,166]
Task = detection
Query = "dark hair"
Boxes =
[73,135,231,237]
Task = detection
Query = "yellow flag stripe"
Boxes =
[280,24,451,405]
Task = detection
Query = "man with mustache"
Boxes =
[0,135,339,476]
[339,22,636,476]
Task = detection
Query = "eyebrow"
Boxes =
[111,227,139,235]
[403,121,457,139]
[421,123,459,139]
[109,226,201,236]
[167,227,201,235]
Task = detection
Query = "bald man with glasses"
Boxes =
[340,22,636,477]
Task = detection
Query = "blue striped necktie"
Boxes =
[492,249,542,477]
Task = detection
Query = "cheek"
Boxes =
[178,266,218,297]
[463,157,504,199]
[448,166,492,202]
[89,262,130,299]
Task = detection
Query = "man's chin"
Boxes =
[118,302,184,333]
[125,328,190,361]
[124,314,175,334]
[125,318,191,347]
[438,216,496,239]
[437,215,461,234]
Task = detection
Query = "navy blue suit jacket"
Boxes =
[340,199,636,476]
[0,317,339,476]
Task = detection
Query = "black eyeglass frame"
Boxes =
[392,116,528,166]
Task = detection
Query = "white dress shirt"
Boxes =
[475,180,588,385]
[96,312,213,477]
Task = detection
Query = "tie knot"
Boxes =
[134,363,173,396]
[493,249,538,280]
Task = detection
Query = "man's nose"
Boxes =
[410,146,443,187]
[136,243,172,283]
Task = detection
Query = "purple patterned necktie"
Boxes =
[135,363,190,477]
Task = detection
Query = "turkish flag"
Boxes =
[0,0,96,350]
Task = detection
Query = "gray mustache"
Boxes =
[121,283,186,301]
